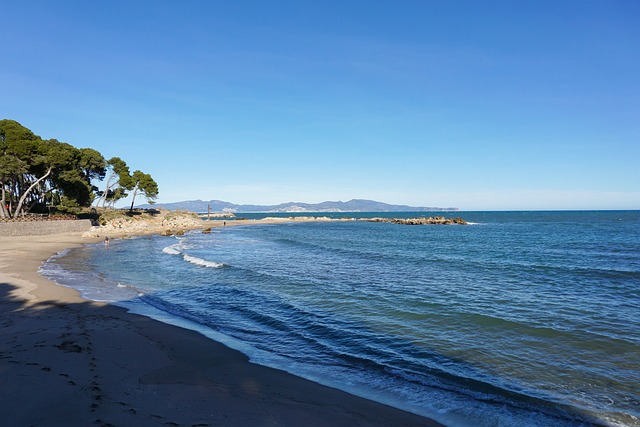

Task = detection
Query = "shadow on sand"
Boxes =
[0,282,444,427]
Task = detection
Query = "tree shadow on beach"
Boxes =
[0,282,446,427]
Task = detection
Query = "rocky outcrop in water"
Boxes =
[367,216,468,225]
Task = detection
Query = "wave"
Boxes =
[162,244,181,255]
[182,254,226,268]
[162,241,226,268]
[116,282,144,296]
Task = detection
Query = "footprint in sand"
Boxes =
[55,340,83,353]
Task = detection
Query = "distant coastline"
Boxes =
[139,198,459,213]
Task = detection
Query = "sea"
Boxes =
[40,211,640,427]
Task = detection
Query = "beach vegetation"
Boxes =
[127,170,159,211]
[0,119,158,219]
[95,157,132,209]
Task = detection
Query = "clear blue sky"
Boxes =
[3,1,639,210]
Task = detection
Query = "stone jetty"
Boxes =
[367,216,468,225]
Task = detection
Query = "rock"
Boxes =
[366,216,467,225]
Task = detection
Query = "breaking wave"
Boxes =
[182,254,226,268]
[162,244,181,255]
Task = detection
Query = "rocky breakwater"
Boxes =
[367,216,468,225]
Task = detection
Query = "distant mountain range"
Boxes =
[139,199,458,213]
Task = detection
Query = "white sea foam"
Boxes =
[182,254,225,268]
[162,244,181,255]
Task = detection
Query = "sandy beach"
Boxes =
[0,219,441,426]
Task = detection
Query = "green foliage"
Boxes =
[0,153,28,180]
[78,148,107,182]
[128,170,159,211]
[0,119,157,218]
[96,156,133,208]
[57,196,83,214]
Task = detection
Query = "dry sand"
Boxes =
[0,221,442,426]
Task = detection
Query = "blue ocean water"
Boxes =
[41,211,640,426]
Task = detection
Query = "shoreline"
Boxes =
[0,221,442,426]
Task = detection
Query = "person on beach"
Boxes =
[104,236,110,247]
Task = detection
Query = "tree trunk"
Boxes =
[100,173,115,208]
[129,186,139,212]
[0,185,9,219]
[13,167,52,217]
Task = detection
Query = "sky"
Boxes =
[2,0,639,210]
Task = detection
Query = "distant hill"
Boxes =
[139,199,458,213]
